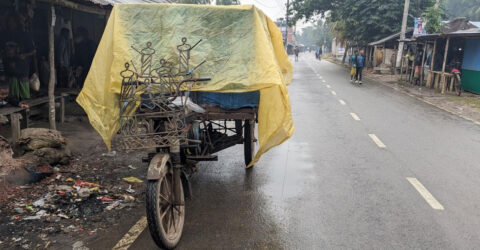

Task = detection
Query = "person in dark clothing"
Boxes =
[294,46,299,62]
[56,28,72,88]
[355,50,365,84]
[2,13,35,100]
[414,49,424,84]
[73,27,95,89]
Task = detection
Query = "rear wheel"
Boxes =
[456,74,462,96]
[146,164,185,249]
[244,120,255,167]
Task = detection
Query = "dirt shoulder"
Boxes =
[0,118,149,250]
[325,56,480,126]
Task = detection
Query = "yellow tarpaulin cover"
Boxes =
[76,4,294,166]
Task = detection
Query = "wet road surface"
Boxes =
[92,54,480,249]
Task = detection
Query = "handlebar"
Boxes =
[180,77,211,84]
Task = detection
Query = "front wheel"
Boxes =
[146,165,185,249]
[244,120,255,167]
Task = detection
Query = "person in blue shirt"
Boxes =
[355,50,365,84]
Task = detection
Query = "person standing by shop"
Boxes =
[2,13,35,101]
[355,50,365,84]
[73,27,95,89]
[56,28,72,88]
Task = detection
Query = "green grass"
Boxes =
[449,96,480,109]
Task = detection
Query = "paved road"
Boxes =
[94,54,480,249]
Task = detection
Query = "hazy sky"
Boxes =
[239,0,287,20]
[238,0,313,30]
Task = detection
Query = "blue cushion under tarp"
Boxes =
[192,91,260,110]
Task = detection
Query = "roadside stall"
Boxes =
[0,0,170,140]
[367,28,414,73]
[76,4,294,249]
[415,18,479,94]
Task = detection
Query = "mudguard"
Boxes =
[147,153,170,180]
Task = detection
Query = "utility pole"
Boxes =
[395,0,410,69]
[285,0,289,50]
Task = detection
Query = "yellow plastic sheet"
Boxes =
[76,4,294,167]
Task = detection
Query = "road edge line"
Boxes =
[112,216,148,250]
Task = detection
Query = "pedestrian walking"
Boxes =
[355,50,365,84]
[318,47,323,61]
[294,46,299,62]
[349,50,358,83]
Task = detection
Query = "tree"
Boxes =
[297,19,333,50]
[292,0,436,45]
[423,6,443,33]
[445,0,480,20]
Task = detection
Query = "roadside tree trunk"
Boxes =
[342,42,350,65]
[48,3,56,130]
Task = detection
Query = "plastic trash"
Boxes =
[106,200,121,211]
[78,188,91,198]
[126,185,135,194]
[33,198,45,207]
[122,177,143,183]
[101,151,117,157]
[56,185,73,192]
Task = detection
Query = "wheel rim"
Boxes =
[158,171,185,241]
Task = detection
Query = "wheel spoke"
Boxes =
[166,207,172,232]
[171,208,177,232]
[159,193,170,203]
[173,204,183,214]
[160,206,169,220]
[164,176,171,196]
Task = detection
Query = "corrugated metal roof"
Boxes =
[368,28,414,46]
[449,28,480,36]
[87,0,171,6]
[471,21,480,28]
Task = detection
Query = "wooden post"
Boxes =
[410,52,415,84]
[382,43,386,65]
[10,113,21,142]
[420,42,427,86]
[60,93,67,123]
[427,39,437,88]
[393,46,397,75]
[441,37,450,94]
[21,108,29,128]
[400,57,404,80]
[449,75,455,92]
[48,2,56,130]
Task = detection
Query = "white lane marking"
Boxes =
[322,80,326,83]
[368,134,386,148]
[326,84,331,88]
[112,216,147,250]
[339,100,346,105]
[350,113,360,121]
[407,177,444,210]
[331,91,337,96]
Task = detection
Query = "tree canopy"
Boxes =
[296,20,333,49]
[292,0,435,45]
[446,0,480,21]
